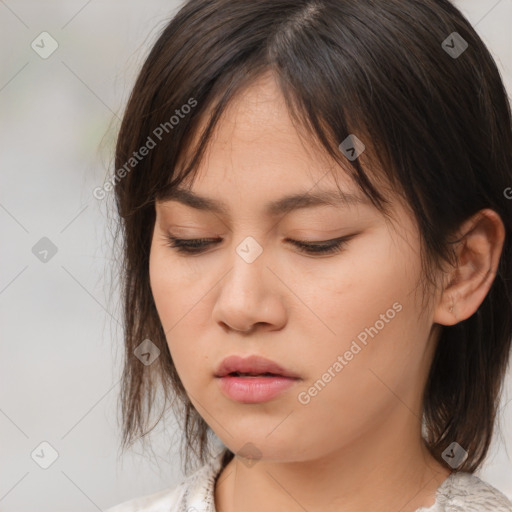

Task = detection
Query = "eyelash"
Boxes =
[164,235,353,255]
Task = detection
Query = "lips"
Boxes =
[214,354,300,379]
[214,355,301,403]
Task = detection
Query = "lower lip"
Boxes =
[217,375,299,403]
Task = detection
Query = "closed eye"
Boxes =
[163,234,355,256]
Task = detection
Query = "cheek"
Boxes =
[291,304,425,454]
[149,248,174,324]
[149,242,202,324]
[293,227,421,346]
[149,246,211,386]
[293,228,427,402]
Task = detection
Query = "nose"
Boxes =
[211,242,287,334]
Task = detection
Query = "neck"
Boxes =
[214,413,451,512]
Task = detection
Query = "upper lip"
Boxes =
[215,355,300,378]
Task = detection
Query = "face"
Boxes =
[149,71,440,463]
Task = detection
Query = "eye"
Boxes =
[164,234,354,255]
[164,236,221,254]
[287,236,352,255]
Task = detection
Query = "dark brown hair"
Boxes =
[110,0,512,474]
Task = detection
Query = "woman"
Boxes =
[105,0,512,510]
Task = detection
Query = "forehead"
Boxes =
[156,184,373,218]
[174,72,338,177]
[159,74,374,212]
[156,71,399,224]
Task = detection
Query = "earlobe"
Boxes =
[433,208,505,326]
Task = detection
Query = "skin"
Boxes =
[149,71,505,512]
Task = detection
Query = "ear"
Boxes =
[433,208,505,326]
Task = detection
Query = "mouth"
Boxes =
[214,354,300,379]
[226,371,282,377]
[214,355,301,403]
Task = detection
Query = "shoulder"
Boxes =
[104,448,228,512]
[434,472,512,511]
[104,482,186,512]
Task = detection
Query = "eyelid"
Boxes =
[283,235,351,244]
[164,234,350,244]
[163,233,357,256]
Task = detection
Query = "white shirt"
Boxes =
[105,448,512,511]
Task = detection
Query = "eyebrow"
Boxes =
[157,185,371,217]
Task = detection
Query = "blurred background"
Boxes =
[0,1,511,510]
